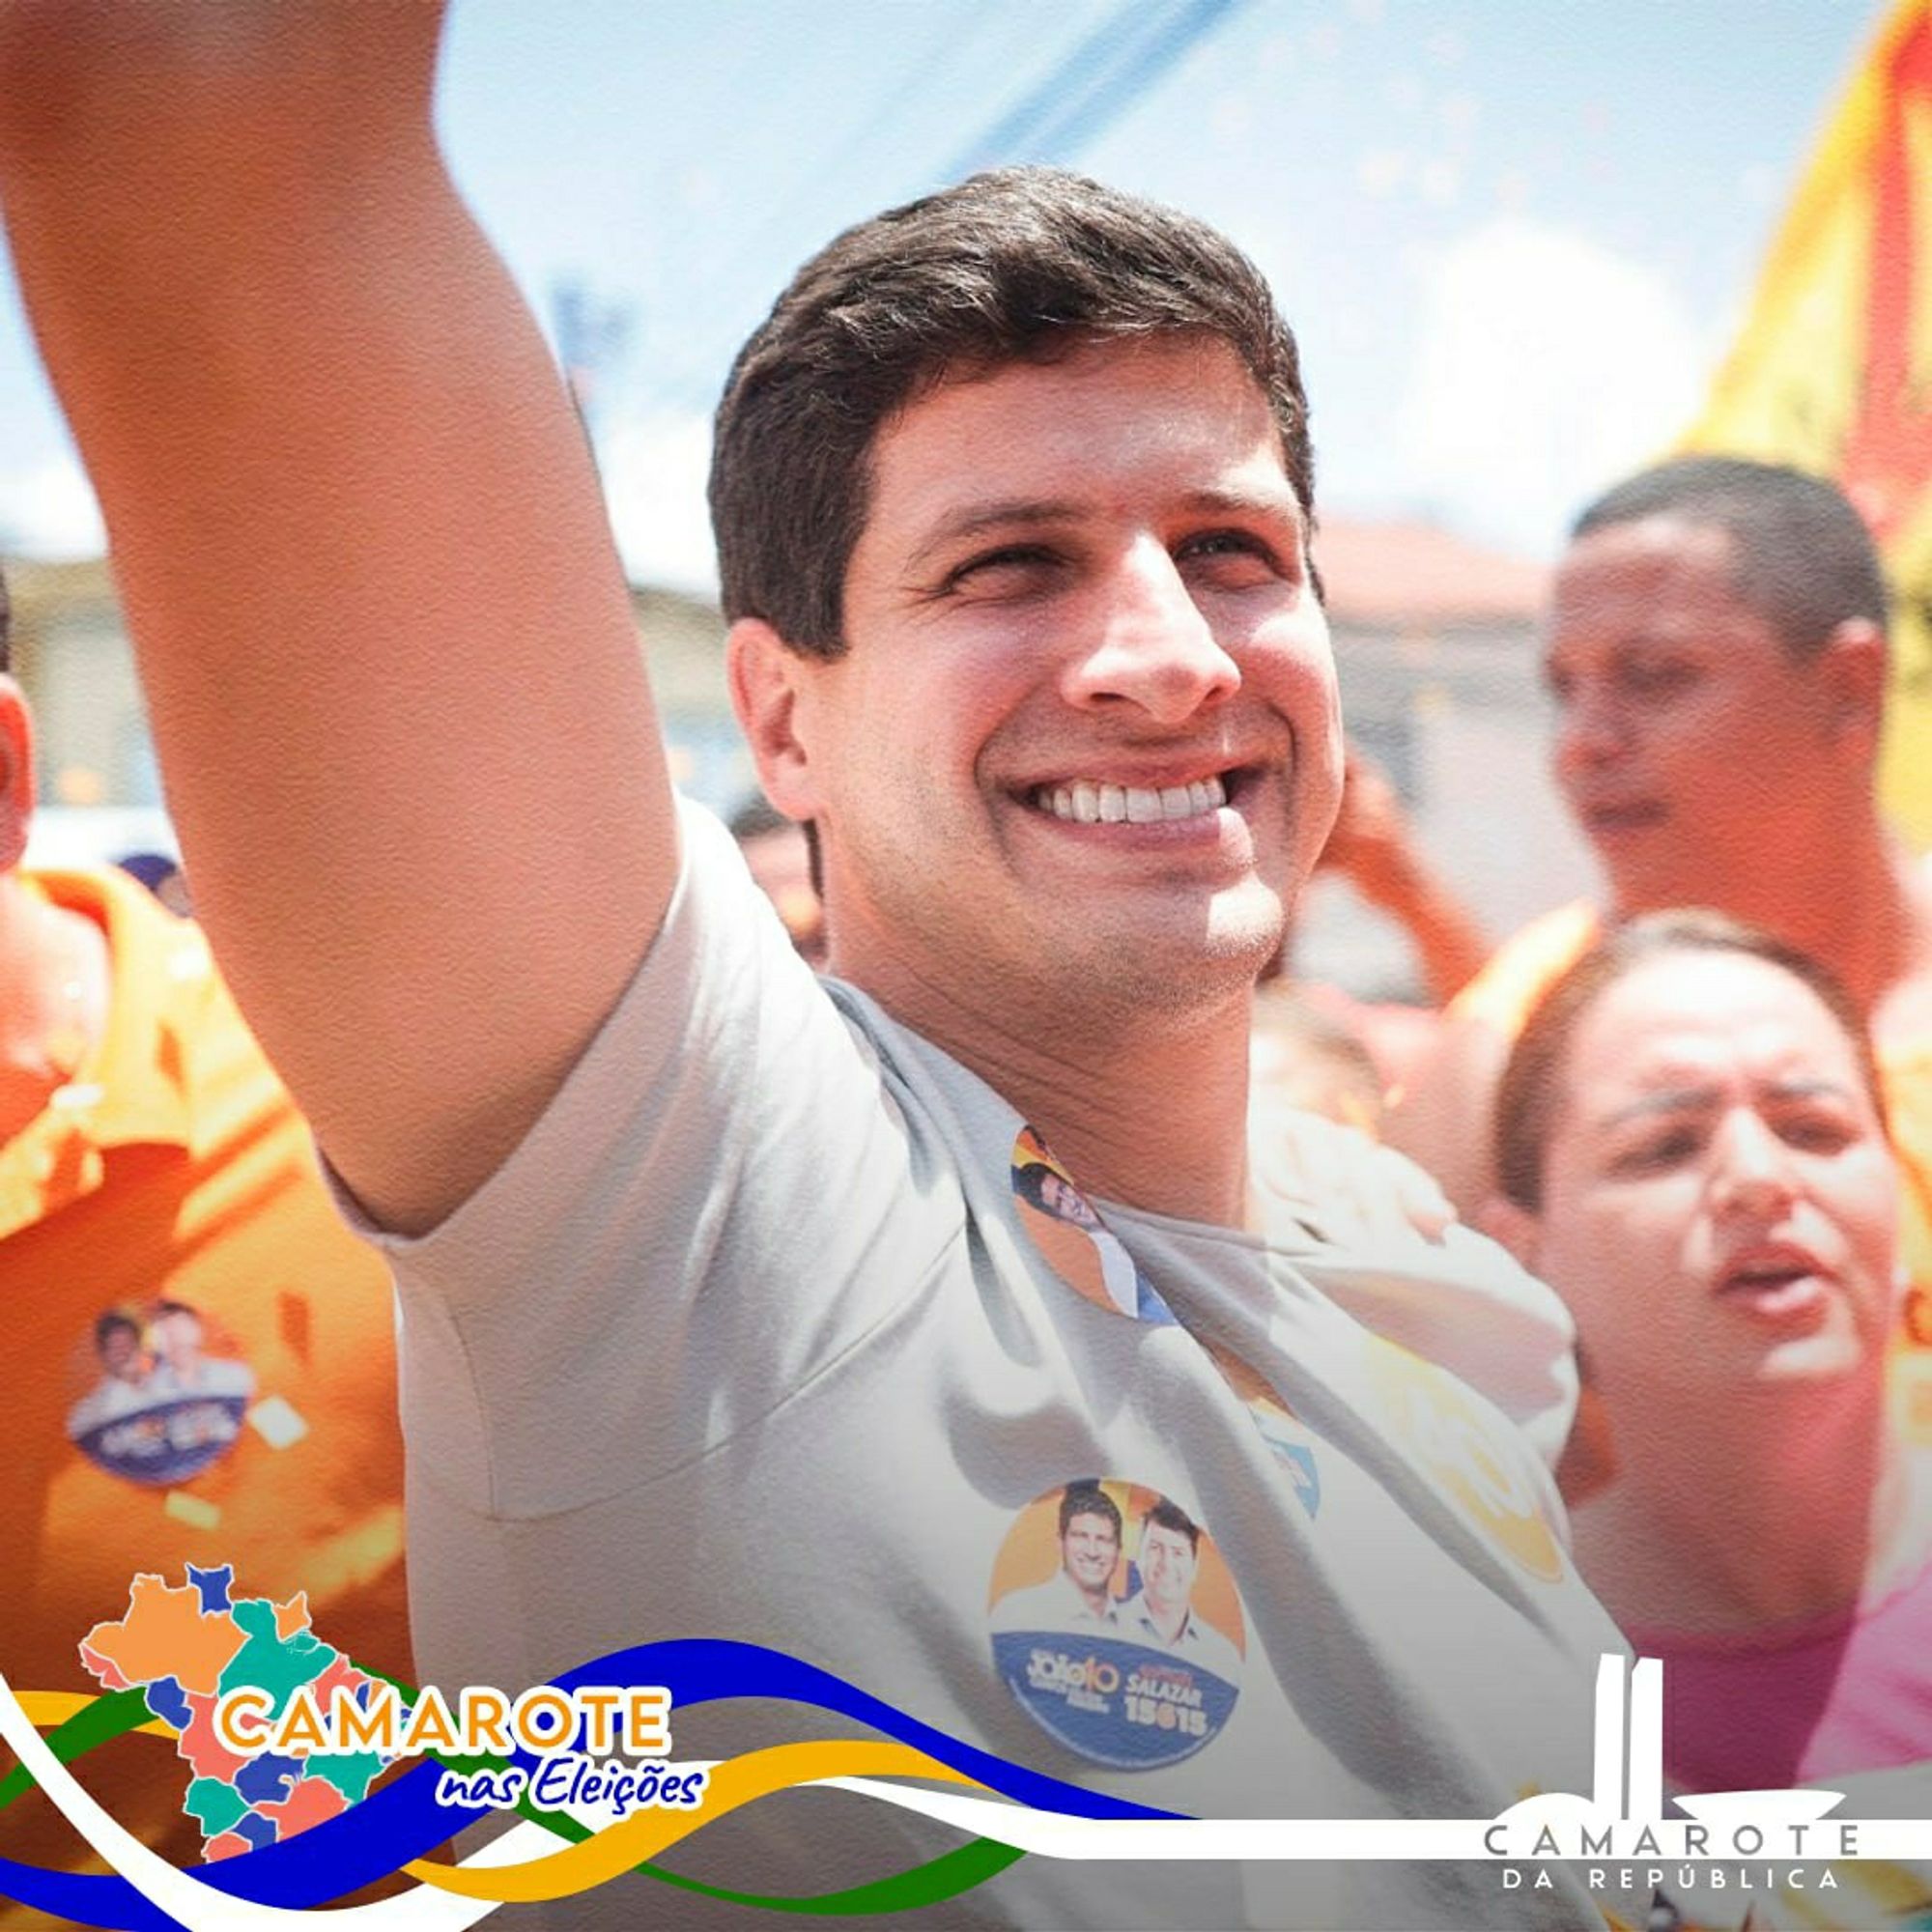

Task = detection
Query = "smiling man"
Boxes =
[0,8,1618,1927]
[989,1482,1125,1633]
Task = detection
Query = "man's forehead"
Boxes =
[1552,518,1744,611]
[866,338,1296,529]
[1547,518,1774,650]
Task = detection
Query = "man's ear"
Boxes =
[0,676,36,874]
[1473,1193,1542,1272]
[726,618,827,822]
[1815,617,1889,753]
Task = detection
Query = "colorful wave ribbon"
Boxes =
[0,1637,1173,1928]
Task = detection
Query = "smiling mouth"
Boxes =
[1028,772,1236,825]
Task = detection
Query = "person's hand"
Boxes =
[1317,747,1422,911]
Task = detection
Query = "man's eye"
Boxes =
[942,546,1062,595]
[1619,660,1694,698]
[1178,530,1284,582]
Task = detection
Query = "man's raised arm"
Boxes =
[0,3,676,1233]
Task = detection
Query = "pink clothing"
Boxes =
[1628,1549,1932,1793]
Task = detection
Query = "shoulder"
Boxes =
[1446,900,1604,1037]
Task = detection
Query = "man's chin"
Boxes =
[1059,915,1283,1017]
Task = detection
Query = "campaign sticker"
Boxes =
[65,1298,258,1488]
[988,1478,1245,1771]
[1206,1345,1322,1520]
[1363,1336,1565,1582]
[1010,1128,1176,1326]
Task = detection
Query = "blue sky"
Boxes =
[0,0,1880,584]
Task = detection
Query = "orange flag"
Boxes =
[1682,0,1932,845]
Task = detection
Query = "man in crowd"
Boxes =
[1391,459,1932,1266]
[0,9,1619,1925]
[0,599,411,1888]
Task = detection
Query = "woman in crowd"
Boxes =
[1484,912,1932,1793]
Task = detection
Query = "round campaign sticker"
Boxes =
[1009,1127,1174,1325]
[988,1478,1245,1771]
[64,1297,257,1488]
[1364,1337,1566,1583]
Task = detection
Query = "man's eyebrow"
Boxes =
[1179,483,1306,531]
[905,499,1083,576]
[905,484,1308,579]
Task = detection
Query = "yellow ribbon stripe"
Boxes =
[15,1691,175,1739]
[404,1738,982,1903]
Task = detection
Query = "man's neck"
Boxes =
[838,945,1257,1227]
[0,872,112,1145]
[1574,1376,1896,1636]
[1142,1597,1187,1644]
[1623,810,1919,1015]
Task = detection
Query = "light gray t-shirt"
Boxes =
[353,804,1620,1929]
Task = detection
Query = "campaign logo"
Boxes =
[1364,1335,1566,1582]
[65,1298,256,1488]
[71,1564,698,1861]
[988,1478,1245,1771]
[1009,1127,1177,1326]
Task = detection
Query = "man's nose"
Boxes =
[1710,1110,1800,1218]
[1060,540,1241,724]
[1551,688,1629,779]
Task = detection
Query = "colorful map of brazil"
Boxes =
[79,1566,399,1860]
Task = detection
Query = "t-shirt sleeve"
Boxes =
[1253,1109,1580,1468]
[329,798,954,1518]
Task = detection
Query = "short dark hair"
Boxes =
[710,166,1315,659]
[1142,1495,1202,1553]
[0,562,12,675]
[1058,1481,1122,1543]
[94,1310,140,1351]
[1571,456,1889,662]
[1493,910,1887,1212]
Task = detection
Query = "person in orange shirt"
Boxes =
[0,579,412,1895]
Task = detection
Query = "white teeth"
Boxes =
[1034,774,1234,823]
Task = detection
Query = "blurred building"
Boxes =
[6,560,752,864]
[8,523,1596,994]
[1297,516,1599,1002]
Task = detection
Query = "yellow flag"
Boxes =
[1682,0,1932,845]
